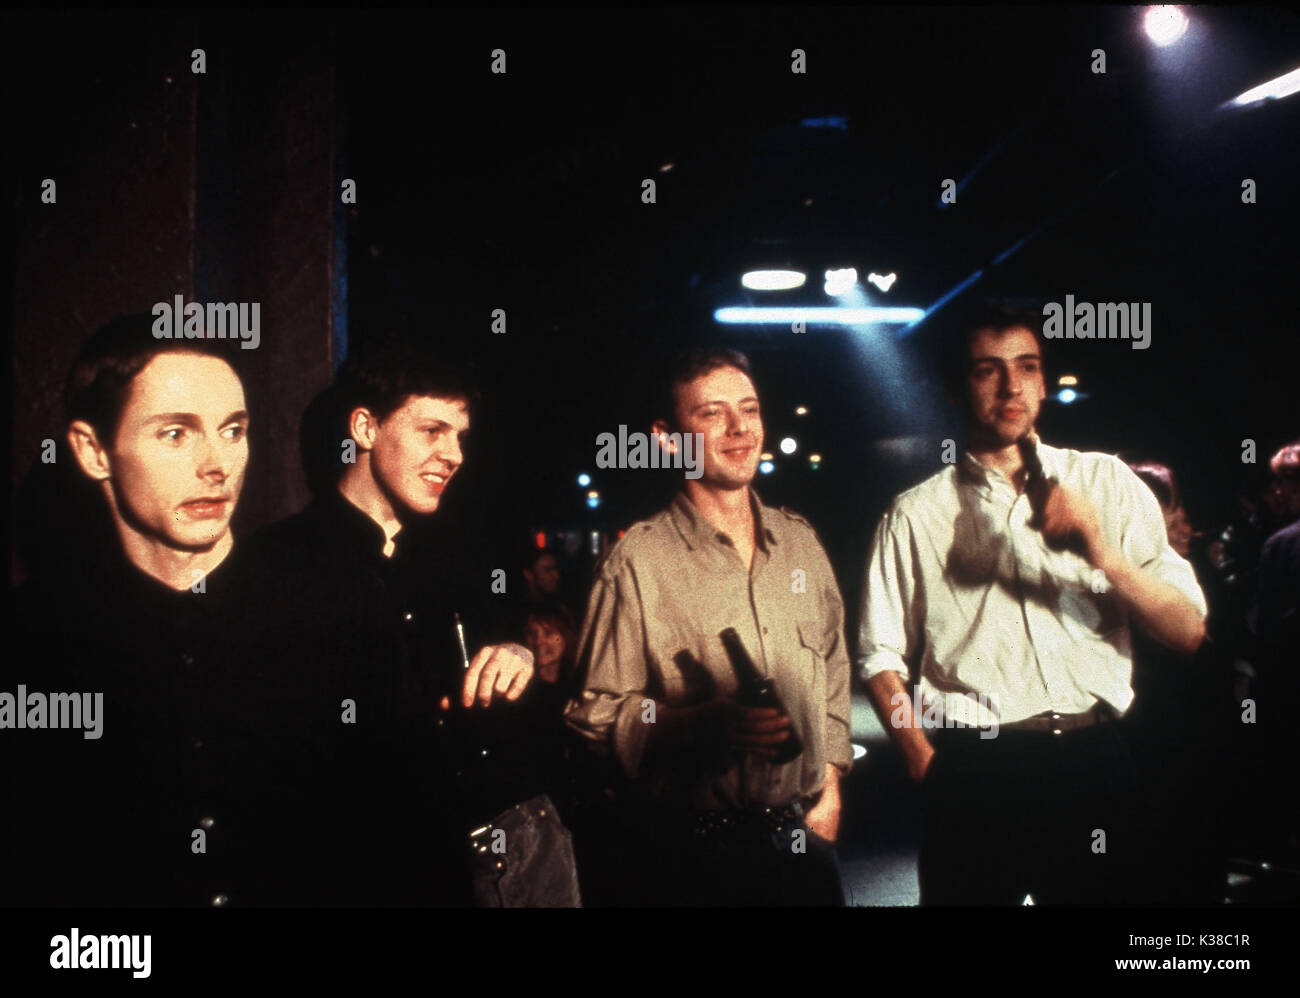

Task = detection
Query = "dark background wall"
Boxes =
[9,9,1299,603]
[11,18,342,581]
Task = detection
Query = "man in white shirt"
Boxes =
[858,301,1207,904]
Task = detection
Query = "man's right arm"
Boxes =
[565,555,671,779]
[857,508,933,782]
[564,554,734,781]
[867,670,934,782]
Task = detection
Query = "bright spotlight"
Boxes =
[824,268,858,297]
[1057,375,1078,387]
[866,272,897,293]
[577,473,591,487]
[780,437,797,455]
[1058,388,1078,404]
[742,270,806,291]
[759,461,775,475]
[714,306,926,326]
[1144,6,1188,47]
[586,492,601,509]
[794,405,808,416]
[1229,67,1300,107]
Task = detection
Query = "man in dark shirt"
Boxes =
[6,313,287,907]
[248,333,537,905]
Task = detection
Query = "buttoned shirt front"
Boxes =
[565,490,853,811]
[857,442,1208,727]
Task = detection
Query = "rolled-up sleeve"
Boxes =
[857,507,917,683]
[564,556,654,779]
[1113,460,1208,617]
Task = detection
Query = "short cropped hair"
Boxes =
[520,545,557,573]
[332,329,479,426]
[939,299,1047,399]
[653,346,755,428]
[65,312,242,447]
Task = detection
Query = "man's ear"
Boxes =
[650,418,678,456]
[67,420,112,482]
[349,406,379,452]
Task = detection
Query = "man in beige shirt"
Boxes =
[565,347,852,905]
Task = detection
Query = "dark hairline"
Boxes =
[97,345,245,449]
[667,361,757,426]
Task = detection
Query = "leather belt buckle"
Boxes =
[1004,704,1110,734]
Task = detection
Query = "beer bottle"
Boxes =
[718,627,803,764]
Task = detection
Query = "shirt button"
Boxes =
[211,894,229,907]
[762,627,768,635]
[199,816,215,829]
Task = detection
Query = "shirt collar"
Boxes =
[318,486,400,563]
[667,489,778,552]
[960,439,1062,496]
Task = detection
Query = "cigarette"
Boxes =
[454,612,471,670]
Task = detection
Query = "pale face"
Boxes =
[368,395,468,516]
[964,326,1046,450]
[670,365,763,490]
[105,353,249,551]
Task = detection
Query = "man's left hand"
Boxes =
[805,778,842,843]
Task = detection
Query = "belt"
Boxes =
[691,799,811,840]
[1001,703,1114,735]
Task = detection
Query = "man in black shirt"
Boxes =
[7,313,288,907]
[249,333,537,905]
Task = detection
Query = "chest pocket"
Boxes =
[788,619,833,716]
[796,619,834,662]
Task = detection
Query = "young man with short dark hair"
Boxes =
[250,331,536,905]
[858,300,1208,904]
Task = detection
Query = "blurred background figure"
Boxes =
[523,548,563,602]
[1263,441,1300,528]
[1129,462,1194,558]
[1244,441,1300,878]
[522,599,578,692]
[1124,459,1231,903]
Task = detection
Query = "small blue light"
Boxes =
[1058,388,1077,404]
[801,116,849,131]
[759,461,775,475]
[577,473,591,487]
[586,495,601,509]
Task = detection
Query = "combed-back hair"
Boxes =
[65,312,242,446]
